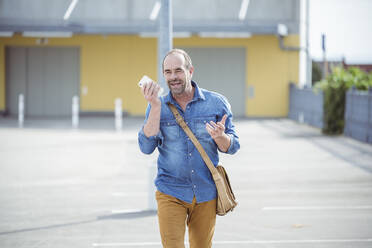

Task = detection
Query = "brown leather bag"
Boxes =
[168,103,237,216]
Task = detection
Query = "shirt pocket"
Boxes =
[160,119,180,141]
[194,116,217,141]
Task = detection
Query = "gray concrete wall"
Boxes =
[344,87,372,144]
[289,84,372,145]
[288,83,324,129]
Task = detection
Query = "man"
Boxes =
[138,49,240,248]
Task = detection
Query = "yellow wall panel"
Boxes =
[80,36,130,111]
[124,37,157,115]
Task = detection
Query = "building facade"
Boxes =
[0,0,301,118]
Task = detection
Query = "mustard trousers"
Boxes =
[156,191,217,248]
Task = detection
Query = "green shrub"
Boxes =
[348,67,372,90]
[314,66,372,135]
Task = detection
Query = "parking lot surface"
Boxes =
[1,117,372,247]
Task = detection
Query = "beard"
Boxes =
[167,78,186,95]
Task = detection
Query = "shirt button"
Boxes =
[193,185,196,188]
[191,170,194,173]
[189,153,192,156]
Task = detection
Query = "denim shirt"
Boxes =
[138,81,240,203]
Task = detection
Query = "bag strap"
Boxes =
[167,103,219,178]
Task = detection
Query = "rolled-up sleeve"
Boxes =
[225,133,240,154]
[138,128,160,154]
[219,95,240,155]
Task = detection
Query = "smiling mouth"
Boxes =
[170,81,182,87]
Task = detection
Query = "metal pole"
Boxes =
[322,34,328,79]
[157,0,173,93]
[305,0,312,87]
[148,160,158,210]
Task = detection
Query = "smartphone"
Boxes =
[138,75,164,97]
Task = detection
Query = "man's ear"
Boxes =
[189,66,194,77]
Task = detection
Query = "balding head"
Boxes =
[162,48,193,72]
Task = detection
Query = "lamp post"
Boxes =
[157,0,173,93]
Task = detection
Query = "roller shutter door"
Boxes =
[181,47,246,117]
[6,47,79,117]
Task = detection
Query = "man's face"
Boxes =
[163,53,193,95]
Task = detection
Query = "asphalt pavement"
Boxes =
[0,116,372,248]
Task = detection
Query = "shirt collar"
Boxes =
[164,80,206,104]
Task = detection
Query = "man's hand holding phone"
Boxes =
[139,75,162,107]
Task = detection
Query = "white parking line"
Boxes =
[262,206,372,210]
[111,209,144,214]
[92,242,160,247]
[92,239,372,246]
[214,239,372,244]
[111,192,147,197]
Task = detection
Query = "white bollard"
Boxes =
[115,98,122,131]
[72,96,79,128]
[148,160,157,210]
[299,112,304,124]
[18,94,24,128]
